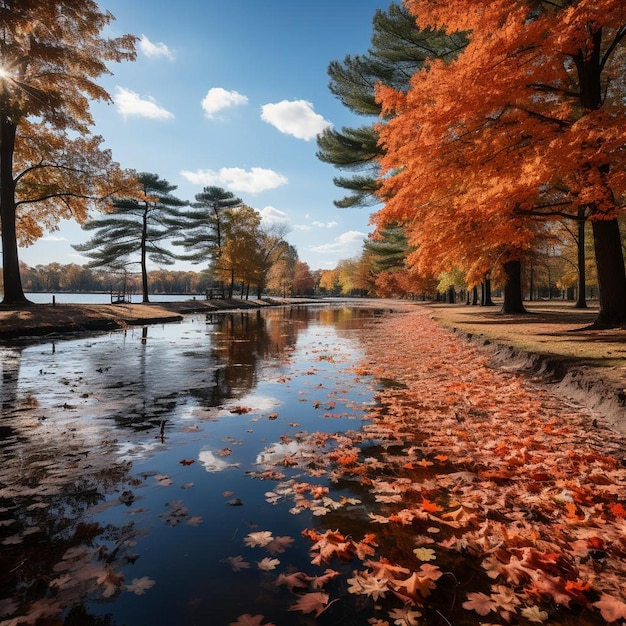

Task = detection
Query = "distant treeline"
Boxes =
[17,262,212,295]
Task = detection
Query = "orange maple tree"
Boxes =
[374,0,626,325]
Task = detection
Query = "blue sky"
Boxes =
[20,0,391,272]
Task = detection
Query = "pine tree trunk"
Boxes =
[501,260,527,314]
[140,209,150,302]
[0,115,29,306]
[591,218,626,327]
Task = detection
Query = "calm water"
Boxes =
[25,292,200,304]
[0,306,380,625]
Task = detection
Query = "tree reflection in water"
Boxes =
[0,305,377,625]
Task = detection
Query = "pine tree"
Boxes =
[172,186,242,266]
[316,2,466,209]
[73,173,187,303]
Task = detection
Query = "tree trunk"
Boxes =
[471,286,478,305]
[482,278,494,306]
[501,260,527,314]
[591,218,626,327]
[140,209,150,303]
[574,208,587,309]
[0,115,29,306]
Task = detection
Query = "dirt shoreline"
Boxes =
[0,297,285,338]
[1,297,624,433]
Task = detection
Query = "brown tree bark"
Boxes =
[501,260,527,314]
[591,218,626,327]
[0,115,29,306]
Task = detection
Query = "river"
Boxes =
[24,292,201,305]
[0,305,381,625]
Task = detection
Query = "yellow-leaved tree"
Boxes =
[0,0,137,305]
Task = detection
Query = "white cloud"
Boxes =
[41,235,67,242]
[310,230,367,254]
[139,35,173,60]
[261,99,331,141]
[202,87,248,118]
[293,224,312,231]
[180,167,288,194]
[312,220,338,229]
[259,206,289,226]
[114,87,174,120]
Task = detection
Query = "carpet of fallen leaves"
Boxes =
[233,307,626,626]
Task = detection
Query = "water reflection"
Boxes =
[0,305,378,625]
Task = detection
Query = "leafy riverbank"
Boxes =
[426,301,626,434]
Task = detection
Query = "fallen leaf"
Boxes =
[244,531,273,548]
[413,547,436,562]
[462,591,498,616]
[256,557,280,571]
[124,576,155,595]
[288,592,330,618]
[222,555,251,572]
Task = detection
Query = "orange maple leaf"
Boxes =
[288,592,330,618]
[421,497,443,513]
[392,570,437,601]
[462,591,498,616]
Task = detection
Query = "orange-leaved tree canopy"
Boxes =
[0,0,137,306]
[375,0,626,325]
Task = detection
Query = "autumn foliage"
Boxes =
[373,0,626,324]
[0,1,137,304]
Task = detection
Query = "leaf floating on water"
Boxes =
[179,459,195,466]
[288,592,331,618]
[97,567,124,598]
[265,535,294,554]
[275,571,310,592]
[256,557,280,571]
[124,576,155,595]
[413,547,436,562]
[244,531,273,548]
[227,498,243,506]
[154,474,173,487]
[222,555,251,572]
[230,405,252,414]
